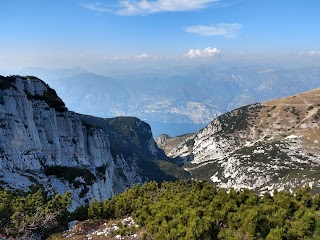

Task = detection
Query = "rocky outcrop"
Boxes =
[0,76,170,209]
[155,133,195,162]
[159,88,320,194]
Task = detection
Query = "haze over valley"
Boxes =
[19,62,320,137]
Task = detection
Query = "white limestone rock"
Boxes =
[0,76,161,209]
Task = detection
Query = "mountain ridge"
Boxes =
[157,87,320,193]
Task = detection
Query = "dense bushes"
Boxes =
[87,181,320,239]
[0,75,17,90]
[27,89,67,112]
[2,181,320,239]
[0,186,71,239]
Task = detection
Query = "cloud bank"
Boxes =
[184,47,221,58]
[136,53,150,59]
[299,50,320,56]
[185,23,242,38]
[82,0,219,16]
[112,53,151,61]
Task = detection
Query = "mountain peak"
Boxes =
[1,75,67,112]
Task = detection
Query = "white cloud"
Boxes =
[112,56,131,60]
[184,47,221,58]
[297,51,320,57]
[83,0,219,16]
[203,47,221,56]
[112,53,150,61]
[136,53,150,59]
[81,3,114,13]
[185,23,242,38]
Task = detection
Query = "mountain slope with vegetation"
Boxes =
[157,88,320,193]
[49,181,320,240]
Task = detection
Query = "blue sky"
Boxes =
[1,0,320,71]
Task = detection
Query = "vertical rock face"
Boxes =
[0,76,168,209]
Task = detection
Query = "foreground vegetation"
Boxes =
[86,181,320,239]
[0,186,70,239]
[2,181,320,239]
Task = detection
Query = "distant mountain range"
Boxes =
[20,64,320,137]
[156,88,320,194]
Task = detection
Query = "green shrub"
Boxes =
[44,166,96,185]
[308,105,314,111]
[27,89,67,112]
[0,75,17,90]
[0,187,71,239]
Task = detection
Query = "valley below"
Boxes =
[23,64,320,137]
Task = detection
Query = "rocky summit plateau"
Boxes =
[156,88,320,194]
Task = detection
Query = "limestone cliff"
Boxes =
[0,75,171,209]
